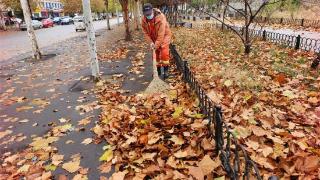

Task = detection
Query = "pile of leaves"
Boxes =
[173,26,320,178]
[95,67,228,179]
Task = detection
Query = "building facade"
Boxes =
[33,0,64,18]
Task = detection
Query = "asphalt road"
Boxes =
[0,18,123,62]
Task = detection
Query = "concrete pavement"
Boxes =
[0,18,123,62]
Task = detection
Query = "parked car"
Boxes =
[61,16,73,25]
[74,16,85,32]
[53,17,62,24]
[20,20,42,30]
[41,18,54,28]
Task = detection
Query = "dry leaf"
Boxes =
[62,160,81,173]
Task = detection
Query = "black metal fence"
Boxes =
[170,44,263,180]
[254,17,320,29]
[180,18,320,53]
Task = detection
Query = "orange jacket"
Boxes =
[141,8,172,49]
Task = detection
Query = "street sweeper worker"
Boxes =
[141,3,172,79]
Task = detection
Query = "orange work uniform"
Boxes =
[142,8,172,67]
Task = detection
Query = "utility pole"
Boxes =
[82,0,100,79]
[20,0,41,60]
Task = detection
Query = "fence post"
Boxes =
[280,18,283,24]
[301,19,304,26]
[183,61,188,81]
[262,30,266,41]
[215,106,224,154]
[295,35,301,50]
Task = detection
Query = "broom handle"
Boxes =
[152,49,159,78]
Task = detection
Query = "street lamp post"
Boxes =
[82,0,100,79]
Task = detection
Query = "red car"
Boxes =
[41,19,54,28]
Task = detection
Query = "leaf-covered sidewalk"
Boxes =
[0,25,153,179]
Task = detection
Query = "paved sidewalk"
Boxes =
[0,24,152,179]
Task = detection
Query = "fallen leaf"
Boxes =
[188,166,204,180]
[18,164,30,173]
[170,135,185,145]
[110,171,128,180]
[99,149,113,162]
[62,160,81,173]
[199,155,220,175]
[52,154,64,166]
[81,138,93,145]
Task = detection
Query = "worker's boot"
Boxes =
[157,67,162,78]
[164,66,169,80]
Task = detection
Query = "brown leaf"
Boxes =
[199,155,221,175]
[201,138,214,150]
[138,134,148,144]
[110,171,128,180]
[188,166,204,180]
[62,160,81,173]
[251,125,268,137]
[173,170,187,179]
[99,162,112,173]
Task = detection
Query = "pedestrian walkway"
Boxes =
[0,24,152,179]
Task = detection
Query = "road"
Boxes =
[0,18,123,62]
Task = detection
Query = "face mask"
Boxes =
[146,14,154,20]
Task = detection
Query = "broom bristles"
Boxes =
[144,50,170,95]
[144,77,170,95]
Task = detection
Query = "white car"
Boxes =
[74,16,85,32]
[20,20,43,30]
[61,16,73,25]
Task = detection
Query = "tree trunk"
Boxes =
[104,0,111,30]
[244,1,250,55]
[0,9,7,30]
[20,0,41,60]
[120,0,131,41]
[133,0,140,30]
[244,44,251,54]
[82,0,100,78]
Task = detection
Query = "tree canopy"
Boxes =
[61,0,106,14]
[1,0,38,12]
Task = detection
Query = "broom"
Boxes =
[144,49,170,94]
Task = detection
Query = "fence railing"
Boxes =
[180,17,320,53]
[181,14,320,29]
[170,44,263,180]
[253,16,320,29]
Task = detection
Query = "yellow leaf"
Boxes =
[99,149,113,162]
[172,106,183,119]
[45,164,57,171]
[18,164,30,173]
